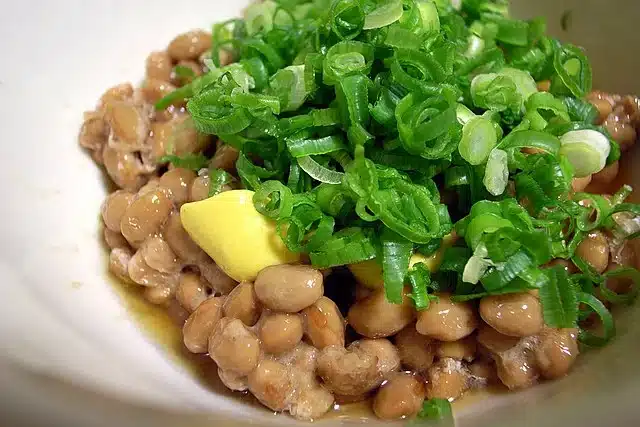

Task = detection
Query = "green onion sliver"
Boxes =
[253,180,294,220]
[483,149,509,196]
[559,129,610,177]
[418,398,453,421]
[458,117,498,165]
[297,156,344,184]
[599,267,640,305]
[577,292,616,347]
[363,0,403,29]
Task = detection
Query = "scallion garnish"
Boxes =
[559,129,610,177]
[417,398,453,421]
[577,292,616,347]
[160,0,640,347]
[158,153,209,171]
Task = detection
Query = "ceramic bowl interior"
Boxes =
[0,1,638,426]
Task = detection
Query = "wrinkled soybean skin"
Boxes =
[350,339,401,378]
[208,318,261,376]
[302,296,345,349]
[477,325,539,390]
[288,371,335,421]
[159,168,196,206]
[141,79,177,105]
[534,328,579,379]
[107,101,148,147]
[121,189,174,245]
[248,359,294,412]
[592,161,619,185]
[394,325,436,372]
[223,281,261,326]
[348,288,415,338]
[168,30,212,61]
[176,272,210,313]
[425,358,470,401]
[416,294,478,341]
[109,247,132,281]
[437,336,477,362]
[575,230,610,274]
[127,250,175,287]
[104,228,129,250]
[373,373,425,420]
[100,83,133,109]
[144,280,177,305]
[163,211,204,263]
[469,360,497,384]
[276,342,319,373]
[102,145,146,191]
[218,367,248,392]
[254,265,323,313]
[146,51,173,81]
[316,345,380,396]
[102,190,135,232]
[259,313,304,355]
[477,323,521,353]
[182,297,224,353]
[479,293,543,338]
[142,236,181,274]
[496,351,538,390]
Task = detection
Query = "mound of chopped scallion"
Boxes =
[158,0,640,363]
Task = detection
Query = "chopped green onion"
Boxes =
[573,193,611,232]
[158,153,209,171]
[270,65,309,112]
[396,92,460,159]
[309,227,377,268]
[539,265,578,328]
[483,148,509,196]
[169,0,640,334]
[481,250,534,291]
[336,74,371,131]
[458,117,499,165]
[465,212,513,251]
[362,0,403,29]
[577,292,616,347]
[550,43,592,98]
[173,64,196,80]
[500,67,539,103]
[287,135,346,158]
[563,96,598,124]
[416,0,441,34]
[600,267,640,305]
[330,0,365,40]
[456,103,477,126]
[524,92,570,130]
[407,262,433,310]
[471,67,537,112]
[559,129,610,177]
[471,73,521,112]
[418,398,453,421]
[463,244,493,284]
[323,41,374,86]
[380,227,413,304]
[297,156,344,184]
[497,130,560,155]
[493,17,529,46]
[253,180,294,219]
[208,168,233,197]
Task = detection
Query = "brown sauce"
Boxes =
[106,265,508,420]
[104,147,638,420]
[106,270,240,399]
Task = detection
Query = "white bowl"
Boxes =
[1,1,638,426]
